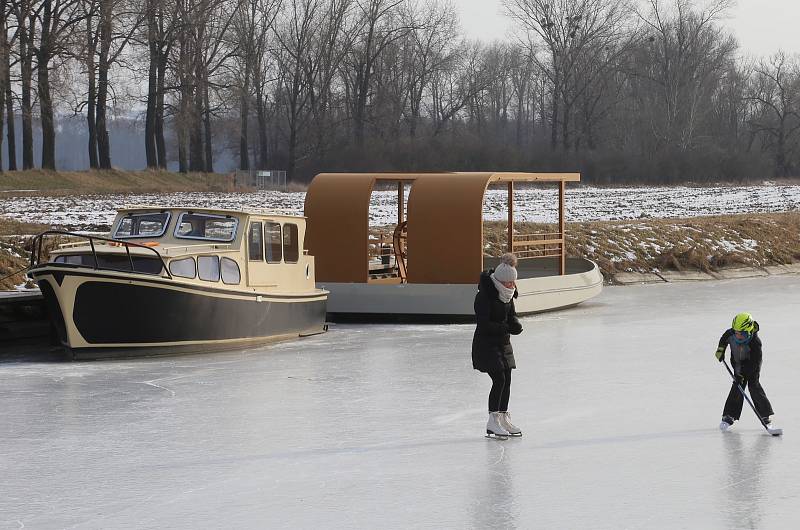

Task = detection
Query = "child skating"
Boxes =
[715,312,776,432]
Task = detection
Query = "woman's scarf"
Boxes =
[491,273,515,303]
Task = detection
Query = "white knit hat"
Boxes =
[493,262,517,282]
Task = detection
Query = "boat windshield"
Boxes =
[114,211,171,239]
[174,212,238,242]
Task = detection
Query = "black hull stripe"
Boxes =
[30,266,325,300]
[71,281,327,344]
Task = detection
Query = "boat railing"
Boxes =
[511,232,564,259]
[29,230,172,279]
[161,243,234,256]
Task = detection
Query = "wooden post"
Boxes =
[507,181,514,253]
[398,181,404,225]
[559,180,565,275]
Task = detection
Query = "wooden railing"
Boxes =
[511,232,562,257]
[511,231,566,274]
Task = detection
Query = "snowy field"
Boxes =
[1,275,799,529]
[1,184,800,231]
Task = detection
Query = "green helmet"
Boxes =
[732,312,755,333]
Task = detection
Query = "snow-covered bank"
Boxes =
[0,184,799,231]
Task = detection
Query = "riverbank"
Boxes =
[3,212,800,289]
[0,169,239,193]
[484,212,800,283]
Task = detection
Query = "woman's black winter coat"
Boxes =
[471,270,523,373]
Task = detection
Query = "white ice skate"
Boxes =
[499,412,522,437]
[486,412,510,438]
[719,416,734,432]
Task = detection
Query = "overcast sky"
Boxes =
[457,0,799,58]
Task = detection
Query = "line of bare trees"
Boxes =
[1,0,800,183]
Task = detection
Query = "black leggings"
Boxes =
[488,369,512,412]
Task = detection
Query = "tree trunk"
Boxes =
[86,12,99,169]
[178,83,189,173]
[156,54,167,168]
[144,2,157,168]
[255,78,268,168]
[38,1,56,170]
[4,8,14,172]
[20,17,34,170]
[239,77,250,170]
[5,76,15,171]
[96,0,112,169]
[38,56,56,170]
[203,81,212,172]
[0,0,6,171]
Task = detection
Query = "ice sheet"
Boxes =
[1,275,799,529]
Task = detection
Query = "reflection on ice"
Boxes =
[1,275,798,529]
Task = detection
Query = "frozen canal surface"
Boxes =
[2,275,799,529]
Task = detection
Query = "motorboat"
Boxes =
[27,207,327,359]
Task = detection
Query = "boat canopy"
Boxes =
[304,172,580,285]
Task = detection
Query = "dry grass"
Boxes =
[0,217,62,289]
[4,212,800,289]
[0,169,242,194]
[486,212,800,281]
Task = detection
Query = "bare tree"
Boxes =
[505,0,636,151]
[3,0,16,170]
[633,0,735,151]
[343,0,410,147]
[746,52,800,177]
[34,0,85,169]
[404,0,458,138]
[11,0,36,169]
[273,0,322,181]
[234,0,280,170]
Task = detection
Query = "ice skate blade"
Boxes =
[486,430,508,440]
[719,422,732,432]
[767,427,783,436]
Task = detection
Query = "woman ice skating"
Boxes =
[472,253,524,438]
[715,312,775,431]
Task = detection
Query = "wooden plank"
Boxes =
[398,181,404,225]
[559,180,566,275]
[507,181,514,253]
[512,238,564,247]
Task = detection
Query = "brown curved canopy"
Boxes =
[304,172,579,284]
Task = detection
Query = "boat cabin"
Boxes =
[46,207,317,294]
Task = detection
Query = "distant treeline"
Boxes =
[0,0,799,184]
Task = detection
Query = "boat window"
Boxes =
[264,222,282,263]
[283,223,299,263]
[175,212,238,242]
[169,257,196,278]
[248,222,263,261]
[114,212,170,239]
[54,255,83,265]
[53,254,164,274]
[221,257,241,285]
[198,255,220,282]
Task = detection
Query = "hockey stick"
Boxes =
[722,359,782,436]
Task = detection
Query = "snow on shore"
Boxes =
[1,184,799,231]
